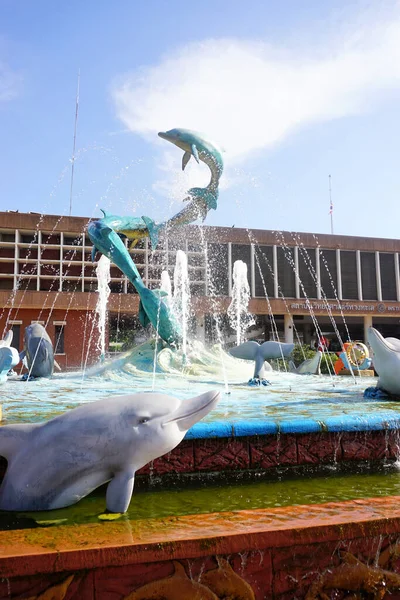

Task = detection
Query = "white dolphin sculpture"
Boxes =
[0,330,19,384]
[0,330,13,349]
[0,390,220,513]
[368,327,400,397]
[288,351,322,375]
[229,340,294,379]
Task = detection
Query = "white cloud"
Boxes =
[111,3,400,198]
[0,62,21,103]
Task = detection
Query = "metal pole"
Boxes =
[69,70,80,216]
[329,174,334,235]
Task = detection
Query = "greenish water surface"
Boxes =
[2,465,400,531]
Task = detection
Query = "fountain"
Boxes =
[3,129,400,599]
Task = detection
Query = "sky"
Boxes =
[1,0,400,239]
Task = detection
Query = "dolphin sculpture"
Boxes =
[229,340,295,380]
[97,210,151,249]
[87,220,182,345]
[0,389,220,512]
[367,327,400,397]
[0,330,13,349]
[19,323,55,378]
[142,128,224,248]
[288,351,322,375]
[0,328,20,385]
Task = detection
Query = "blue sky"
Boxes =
[1,0,400,239]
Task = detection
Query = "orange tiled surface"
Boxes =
[1,495,400,578]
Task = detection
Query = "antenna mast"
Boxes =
[69,70,80,216]
[329,174,334,235]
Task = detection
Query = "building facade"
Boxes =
[1,211,400,369]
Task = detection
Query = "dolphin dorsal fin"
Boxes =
[0,423,39,460]
[182,151,191,171]
[100,209,109,218]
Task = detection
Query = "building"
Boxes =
[1,210,400,369]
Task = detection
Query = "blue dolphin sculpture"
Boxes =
[142,128,224,248]
[87,220,182,346]
[97,210,151,249]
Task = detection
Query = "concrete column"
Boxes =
[284,313,294,344]
[294,246,300,299]
[364,314,373,344]
[273,245,278,298]
[395,253,400,301]
[196,314,206,344]
[375,251,382,301]
[316,247,321,299]
[336,249,342,300]
[228,242,232,297]
[356,250,363,300]
[250,244,255,298]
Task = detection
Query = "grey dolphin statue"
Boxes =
[288,351,322,375]
[20,323,55,378]
[0,389,220,513]
[368,327,400,396]
[229,340,295,379]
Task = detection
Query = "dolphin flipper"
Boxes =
[182,151,191,170]
[288,360,297,373]
[106,470,135,513]
[91,246,98,262]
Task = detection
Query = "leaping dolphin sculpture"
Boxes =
[229,340,295,380]
[0,390,220,512]
[142,128,224,248]
[97,210,151,249]
[87,219,182,345]
[367,327,400,397]
[19,323,55,378]
[288,351,322,375]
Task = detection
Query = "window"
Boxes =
[360,252,377,300]
[54,325,65,354]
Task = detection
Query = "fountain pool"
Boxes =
[3,361,400,598]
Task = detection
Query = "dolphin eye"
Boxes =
[138,417,149,425]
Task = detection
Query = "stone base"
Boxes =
[2,497,400,599]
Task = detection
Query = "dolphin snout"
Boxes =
[158,131,168,140]
[166,390,220,432]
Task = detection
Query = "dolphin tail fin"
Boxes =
[0,423,38,460]
[188,187,218,213]
[228,341,259,361]
[0,330,13,348]
[142,216,163,250]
